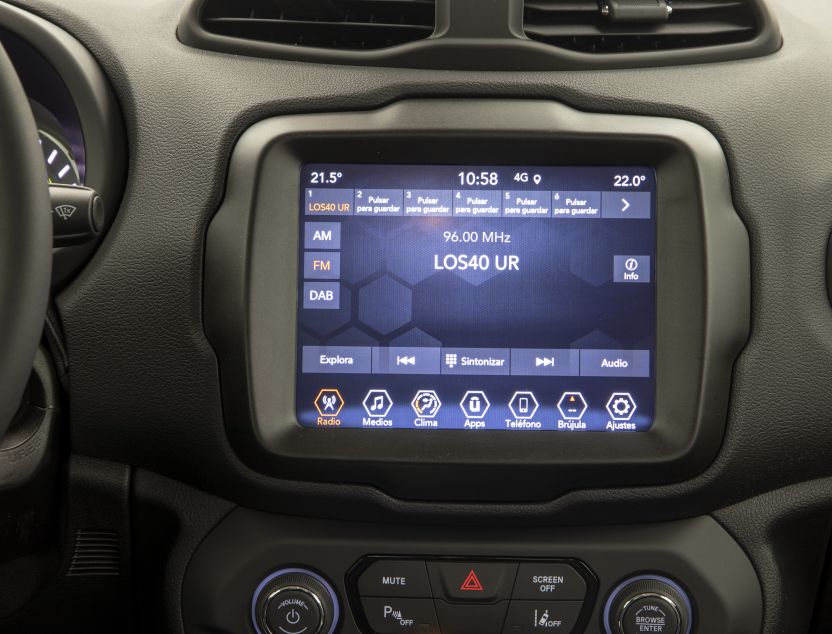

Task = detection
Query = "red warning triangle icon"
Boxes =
[460,569,484,592]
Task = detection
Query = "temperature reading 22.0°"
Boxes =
[613,174,647,188]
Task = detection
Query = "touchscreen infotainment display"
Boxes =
[295,164,656,431]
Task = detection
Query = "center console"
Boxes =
[196,100,753,634]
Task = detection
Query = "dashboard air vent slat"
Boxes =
[199,0,436,50]
[524,0,762,53]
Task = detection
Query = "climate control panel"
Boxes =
[351,558,595,633]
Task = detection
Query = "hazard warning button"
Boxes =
[427,561,518,603]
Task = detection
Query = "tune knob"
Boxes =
[604,575,693,634]
[252,568,340,634]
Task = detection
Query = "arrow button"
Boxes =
[601,191,651,219]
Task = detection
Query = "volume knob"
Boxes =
[252,568,340,634]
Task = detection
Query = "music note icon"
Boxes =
[364,390,392,418]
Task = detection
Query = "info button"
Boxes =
[614,255,650,284]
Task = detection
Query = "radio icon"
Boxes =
[314,389,344,418]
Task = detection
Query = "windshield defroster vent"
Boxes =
[197,0,436,50]
[524,0,763,54]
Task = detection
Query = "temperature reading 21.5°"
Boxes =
[614,174,647,188]
[309,171,343,185]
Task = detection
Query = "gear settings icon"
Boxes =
[606,393,637,421]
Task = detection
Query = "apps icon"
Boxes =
[460,391,490,419]
[557,392,588,420]
[363,389,393,418]
[412,390,442,418]
[508,391,539,420]
[606,393,637,421]
[314,389,344,417]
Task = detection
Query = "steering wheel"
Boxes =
[0,43,52,440]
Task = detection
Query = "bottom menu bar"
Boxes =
[302,346,650,378]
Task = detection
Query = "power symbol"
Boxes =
[286,609,301,625]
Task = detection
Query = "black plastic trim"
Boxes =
[203,99,750,502]
[177,0,782,70]
[0,2,126,288]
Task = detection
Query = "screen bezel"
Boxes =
[204,100,749,502]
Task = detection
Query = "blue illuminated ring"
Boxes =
[251,568,340,634]
[602,574,693,634]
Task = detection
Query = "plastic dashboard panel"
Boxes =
[203,100,749,502]
[177,0,782,71]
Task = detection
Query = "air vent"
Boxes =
[67,529,120,577]
[524,0,762,53]
[198,0,436,50]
